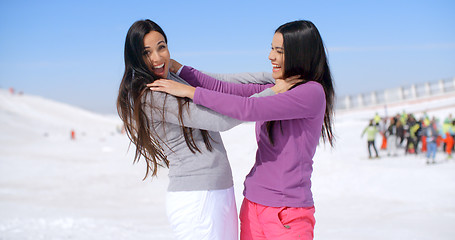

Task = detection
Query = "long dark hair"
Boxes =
[117,19,212,180]
[267,20,335,146]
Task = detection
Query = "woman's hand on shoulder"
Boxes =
[169,59,183,74]
[270,75,302,94]
[147,79,195,99]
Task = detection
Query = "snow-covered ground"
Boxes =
[0,88,454,240]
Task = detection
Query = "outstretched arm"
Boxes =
[170,59,275,85]
[203,71,275,85]
[361,127,367,137]
[171,60,271,96]
[169,60,286,98]
[179,66,270,97]
[145,91,243,132]
[149,80,324,122]
[190,82,326,122]
[148,73,301,100]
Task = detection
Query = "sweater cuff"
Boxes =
[180,66,199,87]
[193,87,203,105]
[176,65,184,76]
[180,65,192,77]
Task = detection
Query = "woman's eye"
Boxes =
[271,47,283,54]
[143,50,150,56]
[158,45,166,50]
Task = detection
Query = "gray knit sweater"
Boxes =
[143,71,274,191]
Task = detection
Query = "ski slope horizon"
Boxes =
[0,89,454,239]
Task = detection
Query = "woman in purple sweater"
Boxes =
[149,20,335,240]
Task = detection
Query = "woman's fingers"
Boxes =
[147,79,195,99]
[147,79,171,93]
[147,79,168,87]
[147,79,186,95]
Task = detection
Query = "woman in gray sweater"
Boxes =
[117,19,274,240]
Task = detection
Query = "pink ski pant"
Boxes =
[239,198,315,240]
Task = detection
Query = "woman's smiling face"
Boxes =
[268,33,285,80]
[143,31,170,78]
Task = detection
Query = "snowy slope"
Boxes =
[0,89,454,240]
[0,89,172,239]
[0,89,119,140]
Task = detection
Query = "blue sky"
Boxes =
[1,0,454,114]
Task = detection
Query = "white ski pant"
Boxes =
[166,186,238,240]
[387,135,398,155]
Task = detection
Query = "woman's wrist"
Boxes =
[270,85,280,94]
[169,59,183,74]
[187,86,196,99]
[270,79,286,94]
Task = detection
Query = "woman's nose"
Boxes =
[268,50,274,61]
[149,51,161,63]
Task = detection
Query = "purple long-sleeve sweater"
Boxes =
[180,66,326,207]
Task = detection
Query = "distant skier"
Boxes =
[404,115,419,155]
[361,120,379,159]
[374,112,381,126]
[415,117,424,152]
[423,119,439,164]
[70,130,76,140]
[379,117,388,150]
[442,132,454,159]
[385,117,398,156]
[441,116,454,159]
[452,120,455,154]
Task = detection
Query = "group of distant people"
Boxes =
[361,112,454,164]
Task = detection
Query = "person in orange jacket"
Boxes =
[379,118,388,150]
[441,117,454,158]
[443,133,454,158]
